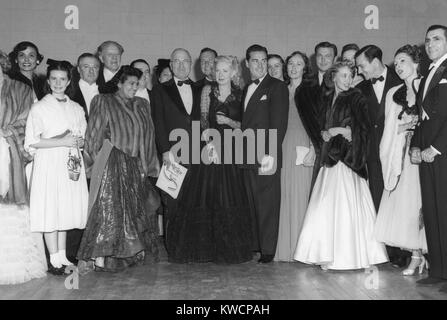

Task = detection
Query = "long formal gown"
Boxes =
[0,76,47,285]
[294,88,389,270]
[24,94,88,232]
[274,86,313,262]
[167,84,253,263]
[77,93,160,272]
[374,84,427,252]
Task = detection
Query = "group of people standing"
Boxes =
[1,24,447,294]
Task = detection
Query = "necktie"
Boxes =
[371,76,384,84]
[177,79,193,86]
[250,79,260,85]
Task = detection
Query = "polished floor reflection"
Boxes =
[1,255,447,300]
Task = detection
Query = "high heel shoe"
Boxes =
[402,255,426,276]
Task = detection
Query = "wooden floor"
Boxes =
[1,255,447,300]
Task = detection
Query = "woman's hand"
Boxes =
[303,145,316,167]
[216,113,231,125]
[321,130,332,142]
[60,132,79,148]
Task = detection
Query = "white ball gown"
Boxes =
[293,88,389,270]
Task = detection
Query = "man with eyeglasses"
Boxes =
[151,48,201,262]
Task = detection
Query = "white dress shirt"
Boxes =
[174,76,193,115]
[135,88,150,103]
[244,74,267,110]
[372,67,388,103]
[318,71,324,86]
[103,68,119,83]
[78,79,99,115]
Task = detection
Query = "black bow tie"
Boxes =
[250,79,260,85]
[371,76,384,84]
[56,97,67,103]
[177,79,193,86]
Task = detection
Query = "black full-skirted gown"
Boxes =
[167,84,253,263]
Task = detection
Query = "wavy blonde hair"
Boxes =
[214,55,243,88]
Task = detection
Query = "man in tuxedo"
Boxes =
[96,40,124,94]
[131,59,152,103]
[69,53,100,121]
[241,44,289,263]
[410,25,447,290]
[355,45,406,267]
[65,53,100,263]
[151,48,201,259]
[195,47,217,89]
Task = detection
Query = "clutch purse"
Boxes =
[67,144,82,181]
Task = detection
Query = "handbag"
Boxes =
[67,144,82,181]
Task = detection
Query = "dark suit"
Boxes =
[411,58,447,279]
[241,74,289,255]
[97,65,123,94]
[356,68,402,211]
[69,78,90,122]
[195,77,215,89]
[151,78,201,249]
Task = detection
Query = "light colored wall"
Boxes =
[1,0,446,79]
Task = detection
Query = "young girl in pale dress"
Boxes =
[25,60,88,273]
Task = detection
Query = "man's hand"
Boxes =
[260,155,274,174]
[410,147,422,164]
[421,147,437,163]
[162,151,175,169]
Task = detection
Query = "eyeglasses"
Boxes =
[172,59,191,65]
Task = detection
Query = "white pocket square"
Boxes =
[260,94,267,101]
[439,79,447,84]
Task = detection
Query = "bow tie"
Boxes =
[249,79,260,85]
[56,97,67,103]
[177,79,193,86]
[371,76,384,84]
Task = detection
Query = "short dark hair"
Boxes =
[44,59,73,95]
[341,43,360,57]
[97,40,124,56]
[130,59,150,70]
[199,47,218,58]
[355,44,383,63]
[426,24,447,38]
[118,65,142,84]
[77,52,99,66]
[246,44,268,62]
[285,51,311,78]
[315,42,338,57]
[268,54,287,82]
[9,41,44,72]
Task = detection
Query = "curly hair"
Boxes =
[394,44,422,76]
[214,55,243,88]
[285,51,311,80]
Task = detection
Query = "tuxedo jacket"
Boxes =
[151,78,201,164]
[412,58,447,154]
[97,65,123,94]
[69,79,89,122]
[241,74,289,170]
[356,68,402,161]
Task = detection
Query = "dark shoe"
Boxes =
[47,264,66,276]
[439,284,447,293]
[258,254,274,264]
[417,277,446,285]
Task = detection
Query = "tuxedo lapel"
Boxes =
[244,75,271,120]
[164,79,188,116]
[417,76,427,108]
[424,62,447,103]
[377,69,395,121]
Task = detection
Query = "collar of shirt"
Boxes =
[135,88,150,102]
[79,79,98,90]
[104,68,119,83]
[174,76,192,88]
[372,67,387,85]
[249,73,267,88]
[429,52,447,71]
